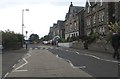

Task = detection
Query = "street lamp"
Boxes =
[22,9,29,47]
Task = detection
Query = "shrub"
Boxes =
[2,30,23,50]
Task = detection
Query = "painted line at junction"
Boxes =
[12,53,31,72]
[66,59,86,69]
[56,54,86,69]
[76,52,119,63]
[3,72,9,78]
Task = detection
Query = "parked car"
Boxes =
[0,45,3,50]
[0,45,3,53]
[42,41,49,45]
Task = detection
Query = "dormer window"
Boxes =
[93,14,96,24]
[88,6,90,13]
[92,7,95,11]
[100,0,103,6]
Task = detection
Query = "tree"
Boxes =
[29,34,39,43]
[106,22,120,43]
[40,35,50,42]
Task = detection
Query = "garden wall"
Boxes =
[58,41,115,54]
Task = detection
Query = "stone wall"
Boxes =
[58,41,116,54]
[72,42,114,54]
[58,42,73,48]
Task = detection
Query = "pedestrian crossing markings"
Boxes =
[29,47,49,50]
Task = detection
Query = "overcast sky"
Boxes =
[0,0,86,38]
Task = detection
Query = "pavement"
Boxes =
[6,48,93,77]
[2,48,28,78]
[0,53,2,79]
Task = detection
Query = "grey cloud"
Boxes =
[0,0,48,8]
[0,0,86,9]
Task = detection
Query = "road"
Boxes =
[49,47,119,77]
[2,44,120,79]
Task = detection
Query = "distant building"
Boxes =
[49,1,120,42]
[65,2,84,39]
[48,27,54,39]
[53,23,58,37]
[56,20,65,39]
[48,20,65,39]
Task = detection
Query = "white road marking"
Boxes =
[12,64,16,68]
[56,55,63,60]
[84,54,100,59]
[12,53,31,72]
[100,59,119,63]
[67,60,86,69]
[83,53,119,63]
[76,52,119,63]
[55,54,86,69]
[4,72,9,78]
[76,52,79,55]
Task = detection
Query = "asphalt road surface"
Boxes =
[49,47,119,77]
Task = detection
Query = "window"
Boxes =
[75,22,77,27]
[101,11,104,21]
[74,22,77,30]
[87,16,91,26]
[70,23,72,31]
[88,7,90,13]
[93,14,96,24]
[99,26,105,35]
[92,7,95,11]
[99,11,104,22]
[57,30,59,35]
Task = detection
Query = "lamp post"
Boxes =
[22,9,29,47]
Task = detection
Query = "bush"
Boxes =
[79,32,100,49]
[2,30,23,50]
[59,38,66,43]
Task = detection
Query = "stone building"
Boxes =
[115,1,120,24]
[48,27,54,39]
[56,20,65,39]
[52,23,58,37]
[78,9,85,37]
[65,2,84,39]
[48,20,65,39]
[84,1,120,37]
